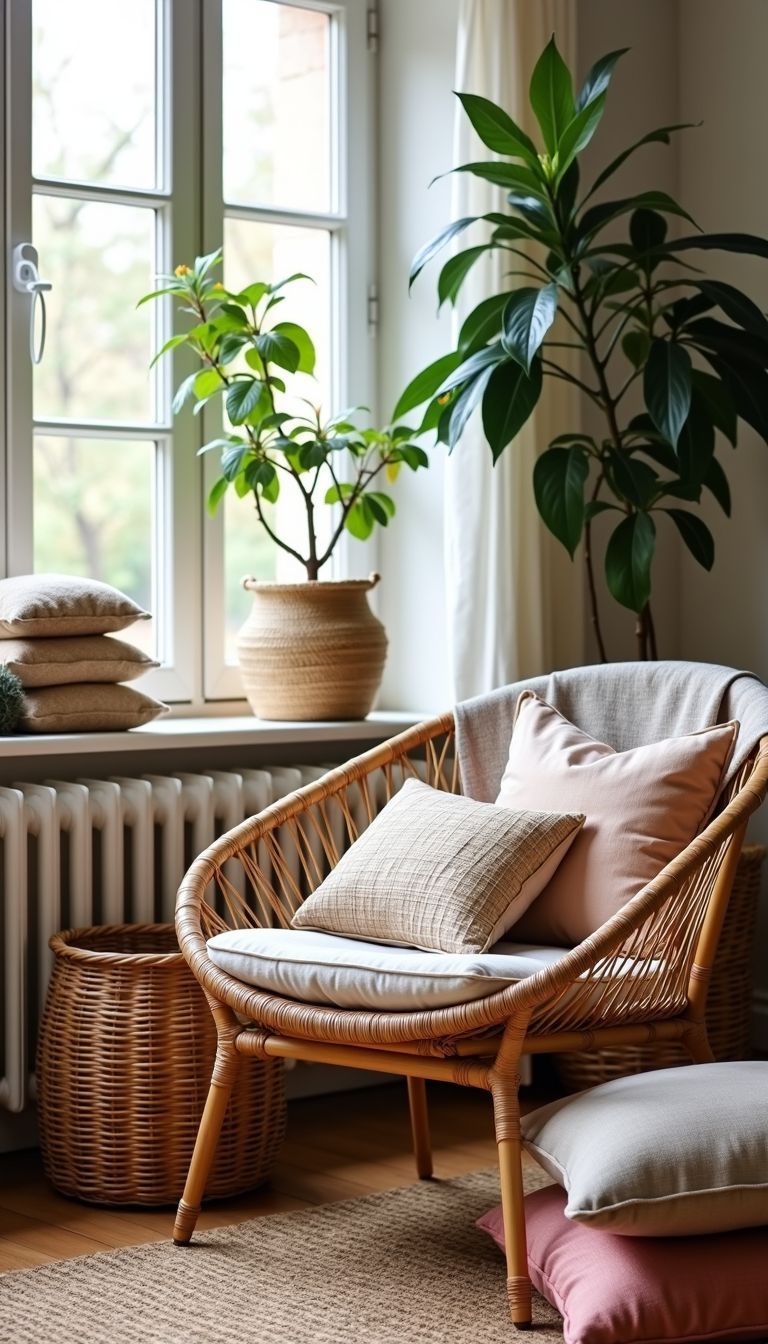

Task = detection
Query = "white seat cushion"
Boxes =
[206,927,570,1011]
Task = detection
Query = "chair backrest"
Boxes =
[455,660,768,805]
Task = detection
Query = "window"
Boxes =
[3,0,375,706]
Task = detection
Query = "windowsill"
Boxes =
[0,710,427,759]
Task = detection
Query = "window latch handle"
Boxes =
[12,242,52,365]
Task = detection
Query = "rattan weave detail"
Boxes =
[554,843,766,1090]
[36,924,285,1206]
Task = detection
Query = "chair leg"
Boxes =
[492,1083,531,1330]
[406,1076,433,1179]
[683,1023,716,1064]
[173,1049,239,1246]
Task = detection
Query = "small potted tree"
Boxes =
[141,254,428,719]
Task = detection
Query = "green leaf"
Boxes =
[556,94,607,176]
[703,455,731,515]
[137,285,181,307]
[690,369,737,445]
[501,285,558,372]
[409,217,479,289]
[677,398,715,485]
[236,281,269,308]
[444,365,495,449]
[171,372,197,415]
[644,340,692,448]
[271,321,316,374]
[393,352,461,419]
[575,48,628,111]
[665,508,715,570]
[584,123,697,203]
[458,293,510,353]
[255,331,300,373]
[664,232,768,261]
[630,208,667,253]
[604,512,656,612]
[345,499,375,541]
[696,281,768,340]
[437,341,506,397]
[149,333,188,368]
[206,477,229,516]
[504,192,555,229]
[437,245,491,308]
[481,359,543,462]
[454,92,539,165]
[364,492,395,526]
[686,317,768,370]
[607,451,660,508]
[226,379,266,425]
[585,499,619,520]
[622,329,651,369]
[663,291,713,332]
[217,332,250,364]
[324,482,355,505]
[708,357,768,442]
[399,443,429,470]
[529,35,575,154]
[449,161,548,197]
[221,442,249,480]
[533,445,589,557]
[193,369,223,399]
[218,302,249,328]
[579,191,697,243]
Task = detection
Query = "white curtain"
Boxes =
[445,0,578,701]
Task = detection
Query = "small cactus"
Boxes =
[0,665,25,734]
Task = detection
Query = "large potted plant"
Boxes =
[141,253,428,719]
[401,38,768,659]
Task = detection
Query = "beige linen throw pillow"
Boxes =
[22,683,168,733]
[497,692,737,946]
[1,635,158,686]
[0,574,149,637]
[292,777,584,954]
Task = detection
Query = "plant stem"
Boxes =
[584,475,608,663]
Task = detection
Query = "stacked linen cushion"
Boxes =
[0,574,167,732]
[477,1063,768,1343]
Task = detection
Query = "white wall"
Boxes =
[375,0,459,713]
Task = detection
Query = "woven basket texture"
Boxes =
[554,844,766,1091]
[237,576,387,720]
[36,923,286,1206]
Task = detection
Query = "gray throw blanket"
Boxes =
[455,661,768,803]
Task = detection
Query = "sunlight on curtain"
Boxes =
[446,0,578,700]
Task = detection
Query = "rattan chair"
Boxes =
[173,701,768,1330]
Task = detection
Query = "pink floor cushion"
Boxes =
[477,1185,768,1344]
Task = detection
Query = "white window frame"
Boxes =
[1,0,376,711]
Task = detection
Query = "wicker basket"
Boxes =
[554,844,766,1092]
[36,924,286,1206]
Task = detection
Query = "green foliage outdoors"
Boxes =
[140,255,429,581]
[404,37,768,658]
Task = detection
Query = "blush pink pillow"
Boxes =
[496,693,737,947]
[477,1185,768,1344]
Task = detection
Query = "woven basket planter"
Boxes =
[36,924,286,1206]
[237,574,387,720]
[554,844,766,1092]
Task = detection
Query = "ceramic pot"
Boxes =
[236,573,388,721]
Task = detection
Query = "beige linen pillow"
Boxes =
[521,1062,768,1236]
[1,635,158,687]
[22,683,168,733]
[0,574,149,638]
[292,777,584,954]
[497,692,737,946]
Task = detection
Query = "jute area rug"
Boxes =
[0,1166,563,1343]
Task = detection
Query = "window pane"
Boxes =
[33,436,156,655]
[33,196,156,424]
[223,489,277,662]
[32,0,158,190]
[224,217,332,408]
[223,0,331,212]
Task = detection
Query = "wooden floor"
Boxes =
[0,1080,548,1275]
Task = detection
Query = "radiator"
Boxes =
[0,764,334,1114]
